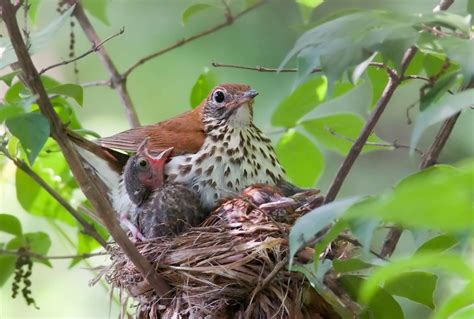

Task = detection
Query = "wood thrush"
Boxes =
[70,83,290,214]
[122,141,204,239]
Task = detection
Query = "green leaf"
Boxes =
[451,306,474,319]
[281,11,419,87]
[296,0,323,8]
[359,253,474,305]
[416,234,459,254]
[333,258,374,273]
[6,113,50,165]
[275,129,324,187]
[47,84,84,106]
[348,216,379,253]
[469,0,474,17]
[15,145,77,226]
[0,6,74,70]
[420,70,462,111]
[423,53,446,76]
[289,197,361,264]
[291,262,355,318]
[411,89,474,150]
[24,232,51,256]
[244,0,260,9]
[313,219,347,271]
[272,76,327,127]
[82,0,110,25]
[299,77,372,121]
[438,37,474,85]
[0,70,21,86]
[70,212,108,267]
[28,0,42,24]
[383,271,438,309]
[348,165,474,232]
[404,50,425,76]
[352,52,377,84]
[0,104,24,122]
[340,275,405,319]
[0,255,16,287]
[190,68,217,108]
[0,214,22,237]
[182,3,217,25]
[433,280,474,319]
[302,113,386,155]
[7,232,52,267]
[296,0,323,23]
[368,64,389,107]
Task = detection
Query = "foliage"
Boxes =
[0,0,472,317]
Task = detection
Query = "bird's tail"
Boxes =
[67,130,130,207]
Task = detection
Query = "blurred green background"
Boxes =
[0,0,472,318]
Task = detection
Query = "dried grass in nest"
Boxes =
[106,190,337,319]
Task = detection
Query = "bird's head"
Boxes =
[123,138,173,206]
[202,83,258,129]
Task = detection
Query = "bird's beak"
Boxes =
[243,89,258,99]
[232,89,258,110]
[149,147,174,162]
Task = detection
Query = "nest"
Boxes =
[106,187,341,319]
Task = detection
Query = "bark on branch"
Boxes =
[66,0,140,128]
[0,0,170,297]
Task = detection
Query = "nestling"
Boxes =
[122,139,205,239]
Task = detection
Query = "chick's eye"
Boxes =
[213,90,225,103]
[137,158,148,169]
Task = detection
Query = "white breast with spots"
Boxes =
[165,125,285,210]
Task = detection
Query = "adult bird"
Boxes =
[69,83,290,215]
[122,140,204,239]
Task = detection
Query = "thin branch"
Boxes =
[403,74,431,83]
[81,79,111,88]
[0,143,108,248]
[39,27,125,75]
[324,47,416,204]
[380,0,456,258]
[0,248,107,260]
[211,61,393,75]
[66,0,140,128]
[1,0,170,297]
[434,0,455,11]
[419,112,461,168]
[122,0,267,79]
[324,126,424,156]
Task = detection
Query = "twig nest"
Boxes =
[107,186,334,318]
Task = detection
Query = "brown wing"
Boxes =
[97,105,205,155]
[67,130,130,173]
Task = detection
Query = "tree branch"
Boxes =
[122,0,267,79]
[324,47,418,204]
[1,0,170,297]
[39,27,125,75]
[0,248,107,260]
[419,112,461,168]
[324,126,424,156]
[380,0,456,258]
[0,143,108,248]
[66,0,140,128]
[211,61,394,76]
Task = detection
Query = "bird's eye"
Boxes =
[212,90,225,103]
[137,158,148,169]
